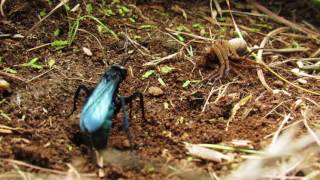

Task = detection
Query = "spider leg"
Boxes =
[230,67,246,80]
[222,40,236,74]
[120,96,133,151]
[212,44,225,79]
[203,67,220,81]
[230,61,259,69]
[124,91,146,121]
[67,85,93,117]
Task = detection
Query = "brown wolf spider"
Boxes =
[198,39,260,81]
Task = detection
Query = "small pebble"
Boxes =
[123,139,130,148]
[0,79,10,92]
[148,86,164,97]
[82,47,92,56]
[297,78,307,84]
[273,80,284,88]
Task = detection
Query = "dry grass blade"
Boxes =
[262,63,320,95]
[213,0,222,17]
[202,81,236,112]
[121,32,152,58]
[78,29,104,51]
[249,0,320,39]
[256,27,289,91]
[220,10,267,17]
[26,43,51,52]
[26,68,54,83]
[269,57,320,67]
[248,26,320,95]
[0,124,24,131]
[209,0,217,24]
[0,129,12,134]
[1,159,96,177]
[185,143,232,162]
[225,94,252,131]
[0,0,5,17]
[128,4,152,23]
[143,52,179,67]
[227,127,320,180]
[271,114,291,147]
[225,0,246,43]
[27,0,69,35]
[310,47,320,58]
[301,108,320,147]
[0,71,27,82]
[202,85,217,113]
[166,28,214,41]
[66,164,81,180]
[263,47,309,53]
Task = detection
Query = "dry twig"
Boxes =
[271,114,291,147]
[249,0,320,38]
[0,0,5,17]
[0,71,27,82]
[27,0,69,35]
[301,108,320,147]
[1,159,95,177]
[256,27,289,91]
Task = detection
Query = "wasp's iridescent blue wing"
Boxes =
[80,77,120,133]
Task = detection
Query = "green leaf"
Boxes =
[30,57,39,64]
[51,40,68,47]
[190,80,201,84]
[142,70,155,79]
[160,65,175,74]
[217,17,226,22]
[291,41,300,48]
[79,15,118,39]
[175,34,185,42]
[46,0,52,6]
[121,6,130,13]
[139,25,154,29]
[0,111,11,121]
[48,59,55,68]
[133,35,141,40]
[4,68,17,74]
[158,77,166,87]
[129,17,136,23]
[182,80,191,88]
[97,24,105,34]
[176,25,191,32]
[31,64,43,69]
[192,23,204,30]
[112,0,120,4]
[53,29,61,36]
[67,144,73,151]
[86,3,93,14]
[102,8,115,16]
[118,6,129,16]
[64,3,70,11]
[21,58,43,70]
[40,10,47,17]
[310,0,320,8]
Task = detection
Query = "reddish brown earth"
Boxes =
[0,0,319,179]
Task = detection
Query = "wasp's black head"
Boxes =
[108,64,127,81]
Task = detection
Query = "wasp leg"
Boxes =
[120,97,133,151]
[124,91,146,121]
[88,136,105,177]
[67,85,93,117]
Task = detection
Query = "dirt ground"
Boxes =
[0,0,320,179]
